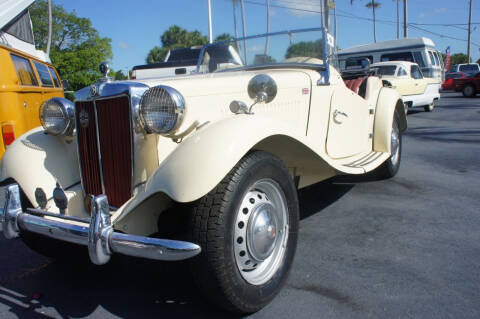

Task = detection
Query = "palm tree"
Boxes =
[350,0,381,43]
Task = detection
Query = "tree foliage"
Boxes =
[30,0,112,91]
[146,25,208,63]
[450,53,469,65]
[285,40,323,59]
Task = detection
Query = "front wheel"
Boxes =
[190,151,299,313]
[374,113,402,178]
[424,102,435,112]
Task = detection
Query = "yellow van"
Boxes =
[0,44,64,157]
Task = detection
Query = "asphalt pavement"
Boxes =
[0,92,479,319]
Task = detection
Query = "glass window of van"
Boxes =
[428,51,437,66]
[380,52,414,63]
[34,62,54,87]
[413,52,426,67]
[48,66,61,87]
[10,54,38,86]
[411,65,423,79]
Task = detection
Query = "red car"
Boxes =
[442,72,465,91]
[453,72,480,97]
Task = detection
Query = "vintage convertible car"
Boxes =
[370,61,440,113]
[0,28,406,313]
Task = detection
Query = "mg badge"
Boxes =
[89,84,98,97]
[79,109,89,128]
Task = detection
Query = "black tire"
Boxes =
[462,84,476,97]
[190,151,299,314]
[424,102,434,112]
[375,112,402,179]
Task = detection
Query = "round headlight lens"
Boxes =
[39,97,75,136]
[139,86,185,135]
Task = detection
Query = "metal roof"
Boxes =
[338,37,436,56]
[0,0,34,30]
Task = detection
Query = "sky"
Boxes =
[55,0,480,73]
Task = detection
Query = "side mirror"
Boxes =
[62,79,69,89]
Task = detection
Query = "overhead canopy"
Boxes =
[0,0,34,30]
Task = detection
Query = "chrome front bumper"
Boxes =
[0,184,201,265]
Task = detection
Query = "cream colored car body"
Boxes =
[0,63,406,236]
[371,61,440,108]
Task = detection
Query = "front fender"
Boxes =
[120,114,319,213]
[0,127,79,206]
[373,88,407,153]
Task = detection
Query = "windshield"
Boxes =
[196,28,333,73]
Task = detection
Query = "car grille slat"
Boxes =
[75,96,132,208]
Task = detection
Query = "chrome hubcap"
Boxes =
[390,121,400,165]
[247,203,278,262]
[234,179,288,285]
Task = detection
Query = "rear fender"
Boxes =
[0,128,79,207]
[373,88,407,153]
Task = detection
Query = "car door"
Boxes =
[410,64,428,95]
[326,87,371,159]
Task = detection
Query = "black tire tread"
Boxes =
[190,151,295,313]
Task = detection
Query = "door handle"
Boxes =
[333,109,348,124]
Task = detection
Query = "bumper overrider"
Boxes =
[0,184,201,265]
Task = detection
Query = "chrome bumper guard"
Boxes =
[0,184,201,265]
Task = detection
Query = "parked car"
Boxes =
[370,61,440,113]
[453,71,480,97]
[0,28,407,313]
[442,72,466,91]
[132,44,243,79]
[338,37,445,82]
[449,63,480,77]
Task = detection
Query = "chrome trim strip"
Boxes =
[0,184,201,265]
[93,99,106,194]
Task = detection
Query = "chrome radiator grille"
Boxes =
[75,96,132,208]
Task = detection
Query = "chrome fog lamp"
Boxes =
[39,97,75,136]
[139,86,185,135]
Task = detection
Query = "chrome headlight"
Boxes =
[139,86,185,135]
[39,97,75,136]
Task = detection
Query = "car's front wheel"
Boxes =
[375,112,402,178]
[462,84,476,97]
[190,151,299,313]
[424,102,435,112]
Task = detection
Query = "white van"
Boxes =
[338,37,444,82]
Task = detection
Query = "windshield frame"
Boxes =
[195,27,333,83]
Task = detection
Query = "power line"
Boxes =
[242,0,480,48]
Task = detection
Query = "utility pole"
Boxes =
[467,0,473,63]
[207,0,213,43]
[46,0,52,55]
[397,0,400,39]
[240,0,248,64]
[320,0,324,29]
[403,0,408,38]
[333,1,337,41]
[324,0,330,33]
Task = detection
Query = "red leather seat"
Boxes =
[344,76,368,98]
